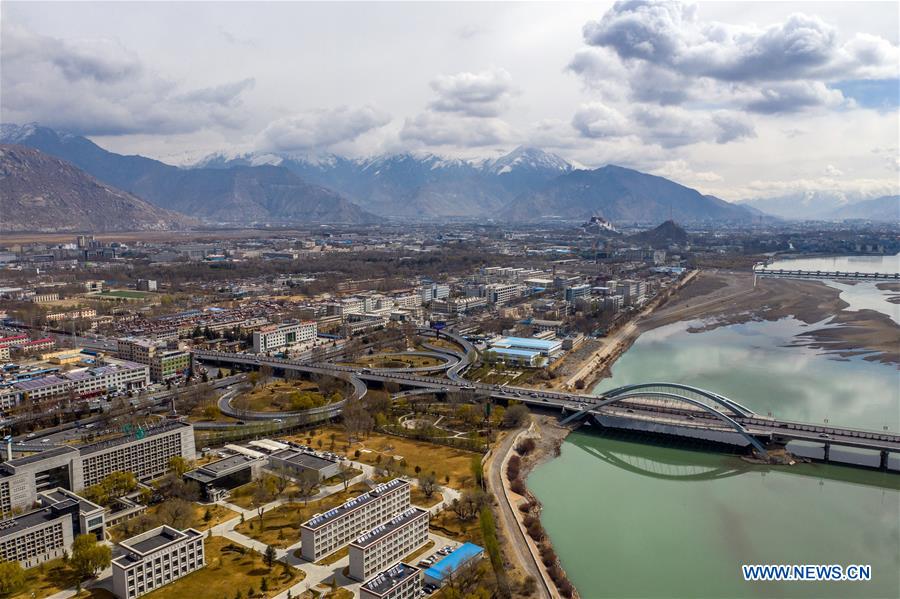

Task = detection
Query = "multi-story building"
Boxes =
[3,359,149,406]
[564,284,591,302]
[0,421,196,513]
[0,500,76,568]
[349,507,429,581]
[484,284,525,305]
[136,279,158,292]
[37,487,106,541]
[252,320,317,353]
[300,479,410,562]
[184,454,265,501]
[430,297,487,316]
[117,338,189,383]
[618,280,647,306]
[360,563,422,599]
[112,526,205,599]
[0,346,8,361]
[268,449,340,481]
[30,293,60,304]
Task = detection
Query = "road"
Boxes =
[486,427,553,599]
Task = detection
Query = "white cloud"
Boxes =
[429,69,515,118]
[256,106,391,152]
[572,102,629,138]
[1,23,255,135]
[399,112,512,147]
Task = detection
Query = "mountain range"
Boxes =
[9,122,891,228]
[0,144,195,232]
[738,191,899,221]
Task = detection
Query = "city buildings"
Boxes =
[252,320,317,353]
[300,479,410,562]
[423,543,485,587]
[112,526,205,599]
[349,507,429,581]
[0,421,196,513]
[117,337,190,382]
[360,563,422,599]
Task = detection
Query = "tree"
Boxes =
[169,455,191,476]
[337,462,355,491]
[253,480,272,527]
[272,467,292,497]
[0,561,25,596]
[502,404,530,428]
[158,498,195,530]
[203,507,213,524]
[264,545,277,569]
[70,534,112,579]
[295,470,319,505]
[418,473,438,499]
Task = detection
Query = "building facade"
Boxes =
[349,507,429,581]
[112,526,205,599]
[252,320,317,353]
[300,479,410,562]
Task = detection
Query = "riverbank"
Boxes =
[506,416,576,598]
[643,270,900,365]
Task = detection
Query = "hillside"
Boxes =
[0,124,377,224]
[0,145,196,232]
[499,165,756,224]
[825,195,899,222]
[627,220,689,247]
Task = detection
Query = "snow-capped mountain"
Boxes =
[189,146,573,218]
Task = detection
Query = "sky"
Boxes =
[1,1,898,202]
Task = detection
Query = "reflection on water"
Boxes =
[768,253,900,274]
[592,317,900,431]
[529,433,900,599]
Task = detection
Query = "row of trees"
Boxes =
[0,534,111,596]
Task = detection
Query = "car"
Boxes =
[26,432,36,438]
[626,409,634,413]
[442,545,452,552]
[273,418,283,423]
[818,433,830,439]
[41,438,50,443]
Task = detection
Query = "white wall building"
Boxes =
[360,563,422,599]
[112,526,205,599]
[252,320,317,353]
[349,507,429,581]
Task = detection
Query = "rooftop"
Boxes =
[361,563,420,596]
[79,420,189,456]
[302,478,408,530]
[486,347,541,358]
[114,525,202,567]
[351,507,427,548]
[423,543,484,582]
[271,449,336,470]
[0,502,75,539]
[491,336,560,351]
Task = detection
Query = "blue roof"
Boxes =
[424,543,484,582]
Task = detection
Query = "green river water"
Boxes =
[529,257,900,598]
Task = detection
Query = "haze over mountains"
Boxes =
[739,192,899,222]
[2,123,896,230]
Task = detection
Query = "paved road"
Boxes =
[485,427,553,599]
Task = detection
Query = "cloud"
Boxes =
[823,164,844,177]
[429,69,515,118]
[256,106,391,152]
[1,23,255,135]
[743,81,845,114]
[632,105,755,147]
[400,112,512,147]
[583,2,898,83]
[572,102,629,138]
[653,159,723,183]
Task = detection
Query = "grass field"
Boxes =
[340,353,442,369]
[99,289,155,299]
[430,509,484,545]
[411,487,444,508]
[288,426,479,490]
[241,379,328,412]
[141,536,302,599]
[234,483,370,548]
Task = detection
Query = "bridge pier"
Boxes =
[823,443,830,462]
[880,450,889,471]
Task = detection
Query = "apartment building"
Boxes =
[349,507,429,581]
[564,284,591,302]
[112,526,205,599]
[0,421,196,513]
[300,479,410,562]
[0,500,76,568]
[484,284,526,305]
[117,338,189,383]
[360,563,422,599]
[252,320,317,353]
[0,346,8,362]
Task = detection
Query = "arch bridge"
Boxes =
[562,382,770,457]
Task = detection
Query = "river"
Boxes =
[529,259,900,598]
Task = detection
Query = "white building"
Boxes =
[360,563,422,599]
[349,507,429,581]
[252,320,317,353]
[300,479,410,562]
[2,359,149,407]
[112,526,205,599]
